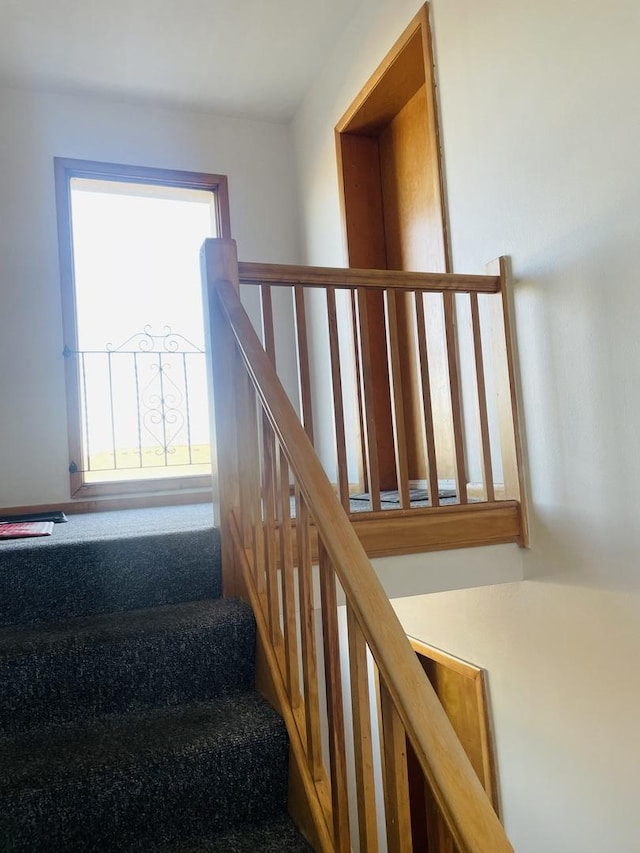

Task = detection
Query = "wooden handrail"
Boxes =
[210,272,514,853]
[238,261,500,293]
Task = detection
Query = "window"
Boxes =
[54,159,231,498]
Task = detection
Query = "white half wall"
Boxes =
[393,582,640,853]
[0,86,301,507]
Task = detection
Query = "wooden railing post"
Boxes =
[487,256,530,546]
[201,238,243,597]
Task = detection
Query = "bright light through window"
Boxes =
[68,178,218,483]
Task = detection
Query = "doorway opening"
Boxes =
[335,4,459,494]
[55,159,231,499]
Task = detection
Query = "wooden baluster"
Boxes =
[261,283,276,363]
[260,282,284,643]
[294,286,315,444]
[350,290,368,495]
[414,291,440,508]
[261,413,283,650]
[277,448,301,705]
[487,257,529,544]
[355,290,382,511]
[295,487,324,782]
[443,292,468,504]
[243,374,266,600]
[233,350,255,553]
[384,290,411,508]
[326,288,350,511]
[379,680,413,853]
[201,241,242,597]
[470,293,495,502]
[347,603,379,852]
[318,541,351,851]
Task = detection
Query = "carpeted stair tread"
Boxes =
[0,598,255,734]
[0,506,306,852]
[0,505,217,550]
[151,814,314,852]
[0,694,290,851]
[0,527,221,627]
[0,693,286,790]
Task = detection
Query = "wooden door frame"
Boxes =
[335,2,450,271]
[334,3,452,492]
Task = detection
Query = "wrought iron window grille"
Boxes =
[64,326,210,479]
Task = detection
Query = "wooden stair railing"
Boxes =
[202,238,515,853]
[235,254,527,552]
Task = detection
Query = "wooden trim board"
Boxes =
[406,638,500,850]
[54,158,230,501]
[0,490,213,517]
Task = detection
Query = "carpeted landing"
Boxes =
[0,505,312,852]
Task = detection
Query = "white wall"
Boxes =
[292,0,640,850]
[393,583,640,853]
[0,85,301,507]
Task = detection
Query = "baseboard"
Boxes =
[0,490,213,517]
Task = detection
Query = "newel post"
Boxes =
[201,238,242,597]
[487,255,530,547]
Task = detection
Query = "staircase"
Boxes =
[0,505,312,852]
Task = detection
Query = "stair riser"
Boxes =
[0,622,255,735]
[1,729,289,852]
[0,530,221,627]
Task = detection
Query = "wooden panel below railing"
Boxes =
[407,638,498,853]
[268,501,522,569]
[350,501,523,558]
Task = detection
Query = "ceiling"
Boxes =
[0,0,363,122]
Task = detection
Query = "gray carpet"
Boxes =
[0,508,221,627]
[0,503,217,550]
[0,503,312,852]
